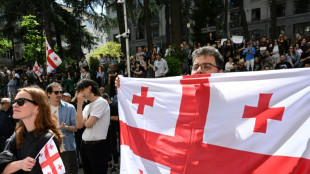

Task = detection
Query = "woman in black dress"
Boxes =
[0,86,62,174]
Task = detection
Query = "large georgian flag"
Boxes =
[118,68,310,174]
[46,39,62,73]
[38,136,65,174]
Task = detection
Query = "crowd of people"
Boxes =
[0,32,310,174]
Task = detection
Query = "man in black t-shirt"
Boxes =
[275,54,292,69]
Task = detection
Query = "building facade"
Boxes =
[228,0,310,41]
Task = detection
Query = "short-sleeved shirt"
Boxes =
[82,97,110,141]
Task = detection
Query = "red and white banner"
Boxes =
[32,61,42,76]
[38,136,65,174]
[46,39,62,73]
[118,68,310,174]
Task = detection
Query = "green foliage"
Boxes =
[165,57,182,76]
[0,35,12,55]
[57,57,78,74]
[89,56,99,80]
[168,43,187,63]
[87,42,121,59]
[127,0,159,25]
[19,15,45,64]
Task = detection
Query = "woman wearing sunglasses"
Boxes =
[0,86,62,174]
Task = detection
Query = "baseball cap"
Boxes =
[62,92,71,97]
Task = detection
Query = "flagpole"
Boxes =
[35,135,55,160]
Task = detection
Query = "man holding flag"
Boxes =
[117,46,310,173]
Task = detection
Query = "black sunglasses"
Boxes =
[52,91,64,95]
[13,98,37,106]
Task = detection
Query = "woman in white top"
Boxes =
[225,57,234,72]
[271,40,280,65]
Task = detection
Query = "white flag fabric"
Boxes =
[118,68,310,174]
[38,136,65,174]
[32,61,42,76]
[231,35,243,44]
[46,39,62,73]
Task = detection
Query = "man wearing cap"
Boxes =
[46,82,78,174]
[0,98,17,152]
[62,92,72,103]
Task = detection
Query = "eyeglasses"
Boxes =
[13,98,37,106]
[52,91,64,95]
[192,63,220,72]
[0,102,8,105]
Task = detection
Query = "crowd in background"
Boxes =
[0,32,310,173]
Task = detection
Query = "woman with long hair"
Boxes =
[285,45,300,68]
[0,86,62,174]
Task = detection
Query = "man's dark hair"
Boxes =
[46,82,62,94]
[76,79,100,96]
[82,65,89,71]
[155,53,162,57]
[192,46,224,70]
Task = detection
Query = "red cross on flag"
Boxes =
[32,61,42,76]
[118,68,310,174]
[38,136,65,174]
[46,39,62,73]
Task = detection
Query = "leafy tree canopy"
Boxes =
[19,15,45,64]
[0,34,12,55]
[87,41,121,59]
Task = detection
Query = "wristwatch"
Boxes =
[66,126,69,131]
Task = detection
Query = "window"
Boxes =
[151,16,159,24]
[136,29,145,40]
[152,27,159,37]
[294,0,310,14]
[5,51,10,59]
[294,22,310,37]
[251,8,261,21]
[230,12,241,28]
[276,4,285,17]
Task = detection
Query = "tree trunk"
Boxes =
[144,0,153,51]
[184,0,190,43]
[270,0,277,42]
[116,2,126,54]
[165,3,171,45]
[239,0,249,40]
[170,0,182,45]
[224,0,228,38]
[42,0,53,49]
[55,29,63,58]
